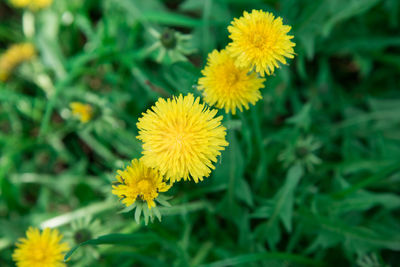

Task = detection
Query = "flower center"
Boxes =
[137,179,152,194]
[175,132,184,143]
[32,247,47,262]
[252,35,266,49]
[74,229,92,244]
[226,71,239,86]
[168,125,190,150]
[161,28,177,50]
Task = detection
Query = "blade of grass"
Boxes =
[199,252,325,267]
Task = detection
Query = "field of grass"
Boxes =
[1,0,400,266]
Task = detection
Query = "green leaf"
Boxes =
[199,252,324,267]
[141,11,203,27]
[332,163,400,198]
[300,210,400,252]
[274,164,304,232]
[287,103,312,130]
[235,178,254,207]
[322,0,381,37]
[64,233,159,261]
[327,191,400,214]
[158,201,209,216]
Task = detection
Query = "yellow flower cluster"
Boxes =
[112,10,295,214]
[13,227,69,267]
[10,0,53,10]
[0,43,35,82]
[198,10,296,114]
[112,94,228,210]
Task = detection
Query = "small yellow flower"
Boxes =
[13,227,69,267]
[0,43,35,82]
[198,49,265,114]
[227,10,295,76]
[137,93,229,183]
[9,0,53,10]
[31,0,53,9]
[69,102,93,123]
[9,0,31,8]
[112,159,171,209]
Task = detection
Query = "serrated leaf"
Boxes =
[300,210,400,252]
[328,191,400,214]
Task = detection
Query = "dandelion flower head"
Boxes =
[12,227,69,267]
[9,0,30,8]
[0,43,35,82]
[112,159,171,209]
[227,10,295,76]
[198,49,265,114]
[31,0,53,9]
[137,94,229,183]
[10,0,53,10]
[69,102,93,123]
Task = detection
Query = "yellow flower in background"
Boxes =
[112,159,171,209]
[227,10,295,76]
[69,102,93,123]
[13,227,69,267]
[198,49,265,114]
[137,93,229,183]
[31,0,53,9]
[9,0,53,10]
[9,0,30,8]
[0,43,35,82]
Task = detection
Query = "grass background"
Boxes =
[1,0,400,266]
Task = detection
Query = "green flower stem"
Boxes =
[39,201,117,229]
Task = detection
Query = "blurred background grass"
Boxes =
[1,0,400,266]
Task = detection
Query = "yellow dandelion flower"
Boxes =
[227,10,295,76]
[13,227,69,267]
[137,93,229,183]
[0,43,35,82]
[31,0,53,9]
[198,49,265,114]
[112,159,171,209]
[69,102,93,123]
[9,0,53,10]
[9,0,31,8]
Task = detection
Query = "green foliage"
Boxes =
[1,0,399,266]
